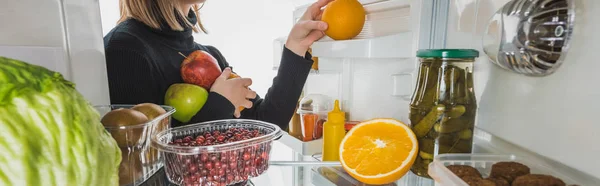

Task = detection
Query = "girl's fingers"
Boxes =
[246,90,257,99]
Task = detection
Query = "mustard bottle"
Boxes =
[322,100,346,161]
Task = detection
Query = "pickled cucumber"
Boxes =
[447,105,466,118]
[419,138,435,154]
[437,133,459,147]
[459,129,473,140]
[412,104,445,138]
[439,117,470,134]
[427,128,439,139]
[419,151,434,160]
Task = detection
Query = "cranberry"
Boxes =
[214,161,222,169]
[200,169,208,176]
[212,131,220,136]
[195,138,204,144]
[189,164,197,173]
[200,154,208,162]
[205,162,213,170]
[254,157,262,165]
[182,142,189,146]
[261,152,269,159]
[216,135,225,142]
[204,140,213,145]
[218,169,225,176]
[229,162,237,169]
[174,139,183,143]
[227,175,234,182]
[183,136,192,143]
[210,155,218,162]
[206,136,215,141]
[244,160,251,166]
[242,152,251,161]
[209,169,216,176]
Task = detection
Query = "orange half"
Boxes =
[339,118,418,185]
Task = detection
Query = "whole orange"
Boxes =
[321,0,366,40]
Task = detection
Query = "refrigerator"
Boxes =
[1,0,599,185]
[276,0,600,185]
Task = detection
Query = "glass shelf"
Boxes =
[138,127,600,186]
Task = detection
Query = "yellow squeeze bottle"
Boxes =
[322,100,346,161]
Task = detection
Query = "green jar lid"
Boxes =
[416,49,479,58]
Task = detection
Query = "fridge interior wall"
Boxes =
[290,0,434,123]
[444,0,600,179]
[0,0,110,105]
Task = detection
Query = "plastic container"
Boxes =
[298,94,333,141]
[428,154,580,186]
[151,119,283,186]
[95,104,175,186]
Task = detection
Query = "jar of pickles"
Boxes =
[409,49,479,178]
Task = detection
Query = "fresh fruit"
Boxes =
[131,103,168,164]
[101,108,150,147]
[339,118,418,185]
[164,128,270,185]
[164,83,209,123]
[181,50,222,90]
[229,72,241,79]
[119,147,143,185]
[0,56,121,186]
[321,0,366,40]
[131,103,168,130]
[131,103,166,120]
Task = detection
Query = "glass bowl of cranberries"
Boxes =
[151,119,283,186]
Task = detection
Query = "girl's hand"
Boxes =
[285,0,333,57]
[211,68,257,118]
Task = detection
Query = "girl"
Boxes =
[104,0,331,129]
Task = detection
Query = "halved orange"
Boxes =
[339,118,418,185]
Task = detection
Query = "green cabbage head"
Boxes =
[0,57,121,186]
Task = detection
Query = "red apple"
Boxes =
[181,50,222,90]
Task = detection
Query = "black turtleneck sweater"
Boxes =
[103,12,313,129]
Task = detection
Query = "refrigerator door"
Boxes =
[0,0,110,105]
[443,0,600,179]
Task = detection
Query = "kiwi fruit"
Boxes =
[118,147,143,185]
[131,103,169,161]
[101,108,149,147]
[131,103,166,120]
[131,103,168,131]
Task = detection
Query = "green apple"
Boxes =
[164,83,209,123]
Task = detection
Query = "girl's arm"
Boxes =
[205,45,313,130]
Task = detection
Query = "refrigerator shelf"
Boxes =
[304,127,600,186]
[311,32,413,59]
